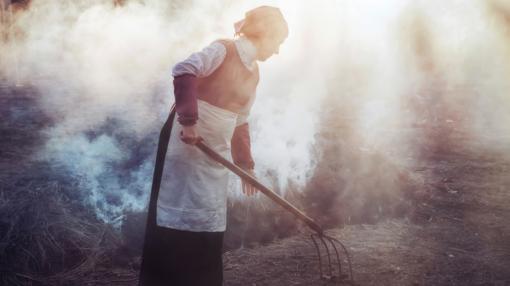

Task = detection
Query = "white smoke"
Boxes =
[2,0,510,223]
[0,0,332,221]
[1,0,238,222]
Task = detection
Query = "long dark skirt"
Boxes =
[138,226,224,286]
[139,106,224,285]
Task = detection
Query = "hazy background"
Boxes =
[1,0,510,226]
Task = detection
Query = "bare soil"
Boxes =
[223,148,510,286]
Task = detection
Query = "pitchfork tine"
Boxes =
[319,235,333,278]
[326,236,342,280]
[327,235,354,282]
[310,234,323,279]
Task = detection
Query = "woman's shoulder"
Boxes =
[212,38,235,48]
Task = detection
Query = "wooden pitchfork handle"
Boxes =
[194,140,324,235]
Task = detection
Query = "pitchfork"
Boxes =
[195,140,355,285]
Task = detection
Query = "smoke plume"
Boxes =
[1,0,509,226]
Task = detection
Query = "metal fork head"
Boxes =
[310,233,354,284]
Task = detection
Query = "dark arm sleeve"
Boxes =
[231,123,255,170]
[173,74,198,126]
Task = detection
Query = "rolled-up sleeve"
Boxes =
[172,42,227,126]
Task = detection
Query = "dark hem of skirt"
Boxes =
[138,226,224,286]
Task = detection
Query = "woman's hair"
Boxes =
[236,6,289,43]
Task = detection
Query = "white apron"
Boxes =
[156,100,238,232]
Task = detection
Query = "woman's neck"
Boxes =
[234,36,257,70]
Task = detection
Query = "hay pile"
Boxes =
[0,164,127,286]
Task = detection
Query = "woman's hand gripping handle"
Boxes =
[180,125,202,145]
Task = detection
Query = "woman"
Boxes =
[139,6,288,286]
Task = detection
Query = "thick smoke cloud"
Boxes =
[1,0,240,222]
[0,0,329,222]
[1,0,509,224]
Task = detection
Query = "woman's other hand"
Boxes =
[242,168,258,196]
[180,125,202,145]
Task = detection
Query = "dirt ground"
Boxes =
[2,82,510,286]
[222,146,510,286]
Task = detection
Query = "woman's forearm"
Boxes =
[231,123,255,169]
[173,74,198,126]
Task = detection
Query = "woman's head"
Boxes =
[235,6,289,61]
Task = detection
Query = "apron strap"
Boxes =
[141,104,176,245]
